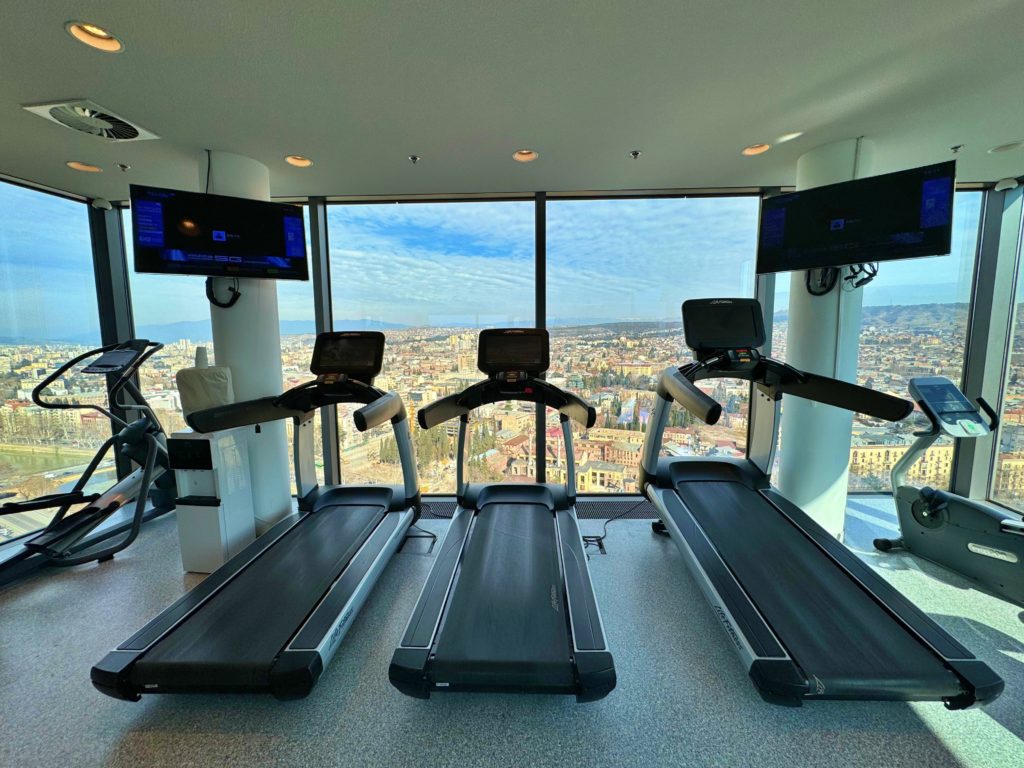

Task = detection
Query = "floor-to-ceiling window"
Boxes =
[767,192,982,493]
[124,208,215,439]
[993,212,1024,510]
[277,207,324,490]
[0,182,101,543]
[847,191,982,492]
[327,200,534,493]
[546,196,760,492]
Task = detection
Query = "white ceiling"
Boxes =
[1,0,1023,201]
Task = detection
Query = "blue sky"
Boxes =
[0,182,985,341]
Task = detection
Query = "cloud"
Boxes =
[1,182,987,339]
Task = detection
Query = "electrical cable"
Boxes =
[582,497,652,554]
[844,262,878,290]
[206,276,242,308]
[407,523,438,545]
[205,149,212,193]
[805,267,840,296]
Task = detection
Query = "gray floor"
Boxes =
[1,498,1023,768]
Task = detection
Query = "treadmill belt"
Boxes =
[133,504,385,689]
[675,482,960,698]
[432,503,573,688]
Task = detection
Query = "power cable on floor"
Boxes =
[582,498,651,555]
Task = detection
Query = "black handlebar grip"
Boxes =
[657,368,722,425]
[353,392,405,432]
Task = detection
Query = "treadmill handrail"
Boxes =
[684,358,913,422]
[187,397,305,432]
[353,391,407,432]
[417,377,596,429]
[186,378,400,433]
[656,367,721,425]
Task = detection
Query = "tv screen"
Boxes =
[756,161,955,274]
[130,184,308,280]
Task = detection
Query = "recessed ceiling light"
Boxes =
[513,149,539,163]
[777,132,803,143]
[66,160,102,173]
[988,141,1024,154]
[65,21,124,52]
[285,155,313,167]
[741,143,771,156]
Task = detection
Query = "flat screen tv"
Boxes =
[130,184,308,280]
[756,161,955,274]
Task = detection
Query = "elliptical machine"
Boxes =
[1,339,176,584]
[874,376,1024,606]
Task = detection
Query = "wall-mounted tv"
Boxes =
[756,161,955,274]
[130,184,308,280]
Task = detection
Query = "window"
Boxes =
[277,209,325,490]
[771,192,983,494]
[848,191,982,492]
[128,206,324,496]
[993,217,1024,510]
[125,209,213,439]
[0,182,101,543]
[546,197,760,492]
[327,201,534,493]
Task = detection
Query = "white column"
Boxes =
[202,151,292,533]
[777,138,874,538]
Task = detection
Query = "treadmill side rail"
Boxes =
[647,486,809,705]
[555,508,608,652]
[273,509,413,699]
[398,506,474,649]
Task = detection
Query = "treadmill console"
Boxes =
[478,328,549,379]
[310,331,385,382]
[682,298,765,366]
[909,376,989,439]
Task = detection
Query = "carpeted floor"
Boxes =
[0,496,1022,768]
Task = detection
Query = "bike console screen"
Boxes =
[310,332,385,380]
[477,329,550,375]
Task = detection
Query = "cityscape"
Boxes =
[5,303,1024,544]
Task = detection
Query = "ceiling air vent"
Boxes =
[22,99,158,141]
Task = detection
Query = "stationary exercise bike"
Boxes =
[874,376,1024,606]
[0,340,176,584]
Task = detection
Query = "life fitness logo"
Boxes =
[709,300,734,305]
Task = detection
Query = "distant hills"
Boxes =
[0,302,988,345]
[773,302,970,328]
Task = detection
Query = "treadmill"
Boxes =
[639,298,1003,708]
[92,332,420,701]
[389,329,616,702]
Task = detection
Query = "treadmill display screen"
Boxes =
[916,382,975,415]
[682,299,766,352]
[478,329,550,374]
[310,332,385,379]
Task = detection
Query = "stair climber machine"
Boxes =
[92,331,420,700]
[874,376,1024,605]
[0,340,176,586]
[389,328,616,702]
[639,298,1003,707]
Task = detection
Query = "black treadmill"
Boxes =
[389,329,616,702]
[639,298,1003,708]
[92,332,421,701]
